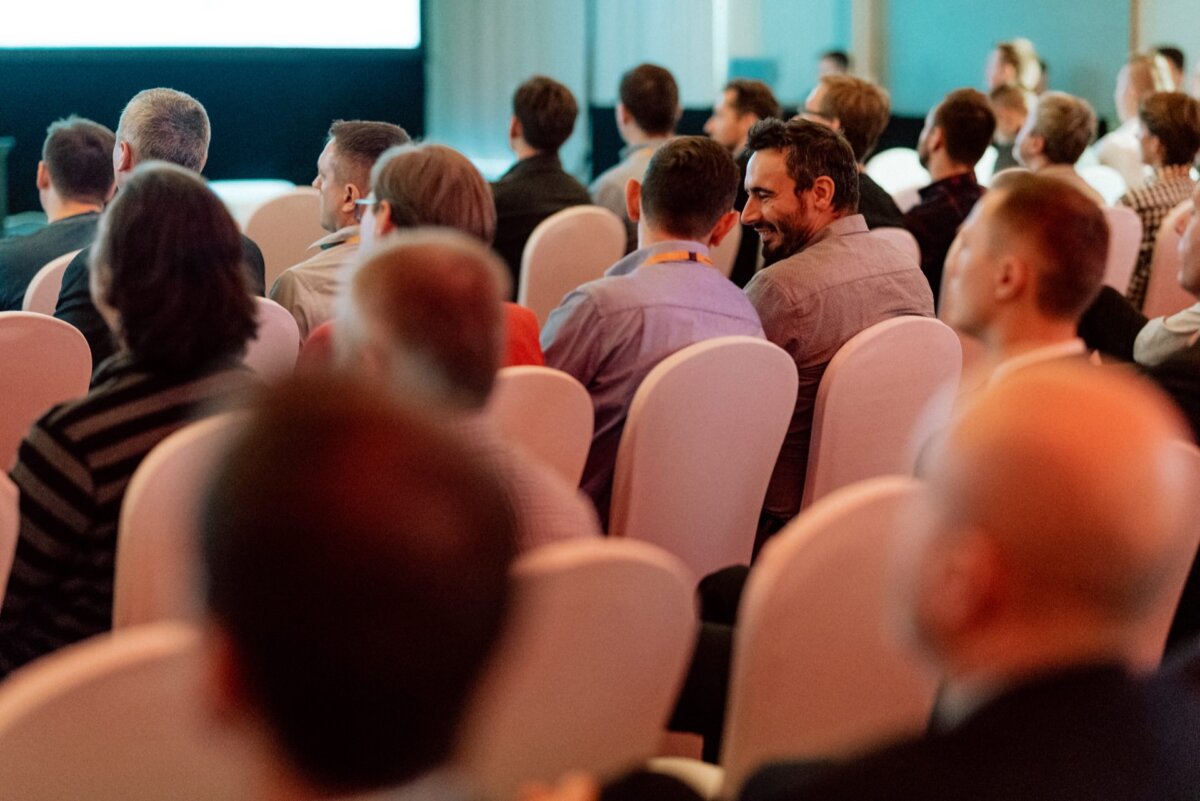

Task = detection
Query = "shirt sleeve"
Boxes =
[269,270,312,341]
[54,248,116,368]
[541,290,604,386]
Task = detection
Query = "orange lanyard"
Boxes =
[643,250,714,267]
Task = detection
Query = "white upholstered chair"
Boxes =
[112,413,245,628]
[0,312,92,471]
[1079,164,1128,206]
[0,622,262,801]
[1102,205,1143,293]
[865,148,931,196]
[0,473,19,608]
[22,249,81,314]
[1142,201,1194,320]
[243,297,301,380]
[517,205,626,326]
[868,227,921,265]
[457,538,696,800]
[243,186,325,291]
[802,316,961,509]
[486,366,593,485]
[608,336,797,579]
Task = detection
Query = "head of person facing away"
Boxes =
[615,63,681,145]
[201,373,516,799]
[37,116,115,221]
[988,85,1030,144]
[917,88,996,180]
[1015,91,1098,170]
[112,87,211,189]
[939,171,1107,359]
[509,75,579,159]
[338,229,511,413]
[1115,53,1176,124]
[88,161,257,373]
[818,49,851,78]
[1136,92,1200,170]
[901,364,1193,692]
[741,117,860,265]
[624,135,741,251]
[704,78,781,155]
[1154,46,1187,92]
[312,119,411,233]
[1175,182,1200,298]
[801,74,892,166]
[359,142,496,252]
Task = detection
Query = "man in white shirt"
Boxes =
[1135,181,1200,365]
[270,119,409,339]
[941,171,1107,384]
[1093,53,1176,191]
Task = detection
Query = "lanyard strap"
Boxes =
[642,250,714,267]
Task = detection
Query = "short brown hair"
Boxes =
[512,75,578,153]
[746,117,860,213]
[1030,92,1097,165]
[639,136,740,240]
[328,119,410,188]
[619,63,679,136]
[725,79,781,123]
[813,75,891,162]
[933,88,996,167]
[987,171,1107,320]
[989,84,1029,114]
[41,116,115,205]
[370,143,497,244]
[1139,92,1200,166]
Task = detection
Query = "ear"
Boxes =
[36,161,51,191]
[616,103,632,127]
[829,116,844,134]
[706,209,741,248]
[509,116,523,143]
[928,126,946,154]
[1026,133,1046,157]
[374,199,394,240]
[994,255,1030,302]
[340,181,361,217]
[918,530,1002,644]
[809,175,838,211]
[625,178,643,223]
[114,140,134,174]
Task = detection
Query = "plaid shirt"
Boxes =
[1122,166,1197,310]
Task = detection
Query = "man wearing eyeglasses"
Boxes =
[269,119,409,340]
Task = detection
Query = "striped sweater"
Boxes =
[0,354,253,677]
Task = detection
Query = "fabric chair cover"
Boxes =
[243,297,301,380]
[457,538,696,800]
[243,187,325,291]
[0,474,19,608]
[1142,201,1194,320]
[112,413,245,628]
[0,312,91,471]
[0,622,261,801]
[865,148,931,196]
[1079,164,1128,206]
[867,227,921,265]
[1102,205,1143,293]
[609,336,797,579]
[22,249,82,314]
[802,316,961,509]
[517,205,626,326]
[486,366,593,485]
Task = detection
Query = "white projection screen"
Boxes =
[0,0,420,49]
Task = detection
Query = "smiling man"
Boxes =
[742,118,932,548]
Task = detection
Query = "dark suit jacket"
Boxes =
[857,173,904,231]
[0,212,99,311]
[491,153,591,297]
[54,235,266,373]
[740,665,1200,801]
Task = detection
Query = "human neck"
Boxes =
[512,140,545,161]
[43,195,102,223]
[623,128,668,148]
[638,226,705,251]
[986,316,1081,365]
[929,158,975,183]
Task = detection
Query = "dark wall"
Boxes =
[0,48,425,214]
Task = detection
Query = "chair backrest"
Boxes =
[243,297,301,380]
[0,312,92,471]
[1142,200,1194,320]
[517,205,626,326]
[890,184,923,214]
[802,316,961,509]
[457,538,696,800]
[1079,164,1128,206]
[974,144,998,186]
[486,366,593,486]
[609,336,797,578]
[864,147,931,196]
[0,473,19,608]
[710,221,742,278]
[112,413,245,629]
[868,227,921,265]
[1103,205,1143,292]
[719,476,939,796]
[243,187,326,291]
[22,249,81,314]
[0,622,261,801]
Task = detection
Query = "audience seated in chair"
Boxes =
[0,163,259,678]
[337,228,600,552]
[52,88,266,370]
[0,116,113,311]
[904,89,995,306]
[741,118,932,547]
[268,119,409,340]
[201,374,516,801]
[542,136,764,528]
[738,364,1200,801]
[492,75,592,292]
[1094,53,1177,192]
[1136,182,1200,366]
[1014,91,1106,206]
[988,85,1029,174]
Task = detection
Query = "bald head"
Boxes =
[339,229,510,410]
[910,365,1193,677]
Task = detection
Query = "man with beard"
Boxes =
[742,118,932,548]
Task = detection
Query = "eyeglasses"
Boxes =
[353,195,377,222]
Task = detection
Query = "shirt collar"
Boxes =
[618,135,673,162]
[990,338,1087,385]
[309,224,361,251]
[796,213,869,252]
[1150,164,1195,184]
[919,171,980,202]
[604,239,711,277]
